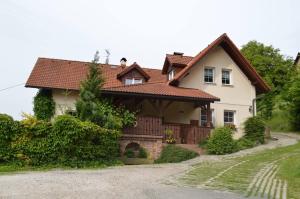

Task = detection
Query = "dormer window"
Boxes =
[168,69,175,80]
[125,78,143,85]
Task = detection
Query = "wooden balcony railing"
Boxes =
[123,116,211,144]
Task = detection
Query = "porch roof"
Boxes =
[102,82,220,102]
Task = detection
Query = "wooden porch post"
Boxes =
[206,103,212,128]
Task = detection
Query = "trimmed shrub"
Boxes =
[236,137,256,150]
[155,145,198,163]
[124,148,135,158]
[207,127,238,155]
[33,89,55,121]
[0,114,21,162]
[50,115,121,166]
[244,116,265,144]
[13,115,121,167]
[138,147,147,158]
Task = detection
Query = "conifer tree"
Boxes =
[76,51,104,121]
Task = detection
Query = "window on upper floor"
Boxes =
[125,78,143,85]
[204,68,214,83]
[222,69,231,85]
[168,69,175,80]
[224,110,235,125]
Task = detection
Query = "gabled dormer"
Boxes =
[117,62,150,85]
[162,52,193,81]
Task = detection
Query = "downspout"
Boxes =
[252,94,265,116]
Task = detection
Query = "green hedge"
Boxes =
[0,114,21,162]
[207,127,238,155]
[155,145,198,163]
[244,116,265,144]
[1,113,121,167]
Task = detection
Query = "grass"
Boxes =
[181,141,300,198]
[155,145,198,163]
[0,160,123,175]
[120,157,153,165]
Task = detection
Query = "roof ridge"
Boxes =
[38,57,163,71]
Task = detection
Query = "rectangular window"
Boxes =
[204,68,214,83]
[125,78,143,85]
[200,109,214,126]
[224,110,235,124]
[168,69,175,80]
[222,70,231,85]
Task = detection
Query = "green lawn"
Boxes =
[181,141,300,199]
[0,160,123,175]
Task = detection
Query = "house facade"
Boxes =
[26,33,270,158]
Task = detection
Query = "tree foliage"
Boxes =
[76,51,104,121]
[33,89,55,121]
[76,51,135,129]
[286,74,300,130]
[241,41,294,119]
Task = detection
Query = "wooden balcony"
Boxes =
[123,116,211,144]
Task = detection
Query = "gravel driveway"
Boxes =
[0,133,298,199]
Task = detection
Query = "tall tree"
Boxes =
[241,41,294,119]
[76,51,104,121]
[286,74,300,130]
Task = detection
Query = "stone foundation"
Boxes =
[120,134,163,159]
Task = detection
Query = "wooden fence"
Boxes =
[123,116,211,144]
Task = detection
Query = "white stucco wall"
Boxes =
[179,46,256,138]
[52,89,79,115]
[139,100,199,124]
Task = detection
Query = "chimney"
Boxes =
[173,52,184,56]
[120,57,127,67]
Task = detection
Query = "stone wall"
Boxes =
[120,134,163,159]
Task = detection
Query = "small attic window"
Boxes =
[168,69,175,80]
[125,78,143,85]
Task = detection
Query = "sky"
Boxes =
[0,0,299,120]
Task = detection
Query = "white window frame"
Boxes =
[204,67,215,83]
[222,69,232,85]
[224,110,235,125]
[125,78,143,85]
[168,69,175,80]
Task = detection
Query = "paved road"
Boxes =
[0,133,297,199]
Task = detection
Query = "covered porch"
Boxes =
[103,85,219,144]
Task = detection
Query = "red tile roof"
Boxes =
[25,58,166,90]
[162,54,193,74]
[169,33,271,94]
[117,62,150,80]
[166,54,193,65]
[102,82,219,101]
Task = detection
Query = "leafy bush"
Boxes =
[207,127,238,155]
[244,116,265,144]
[12,115,121,167]
[49,115,120,166]
[33,89,55,121]
[138,147,147,158]
[236,137,256,150]
[155,145,198,163]
[0,114,21,162]
[124,148,135,158]
[91,100,135,130]
[13,114,53,165]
